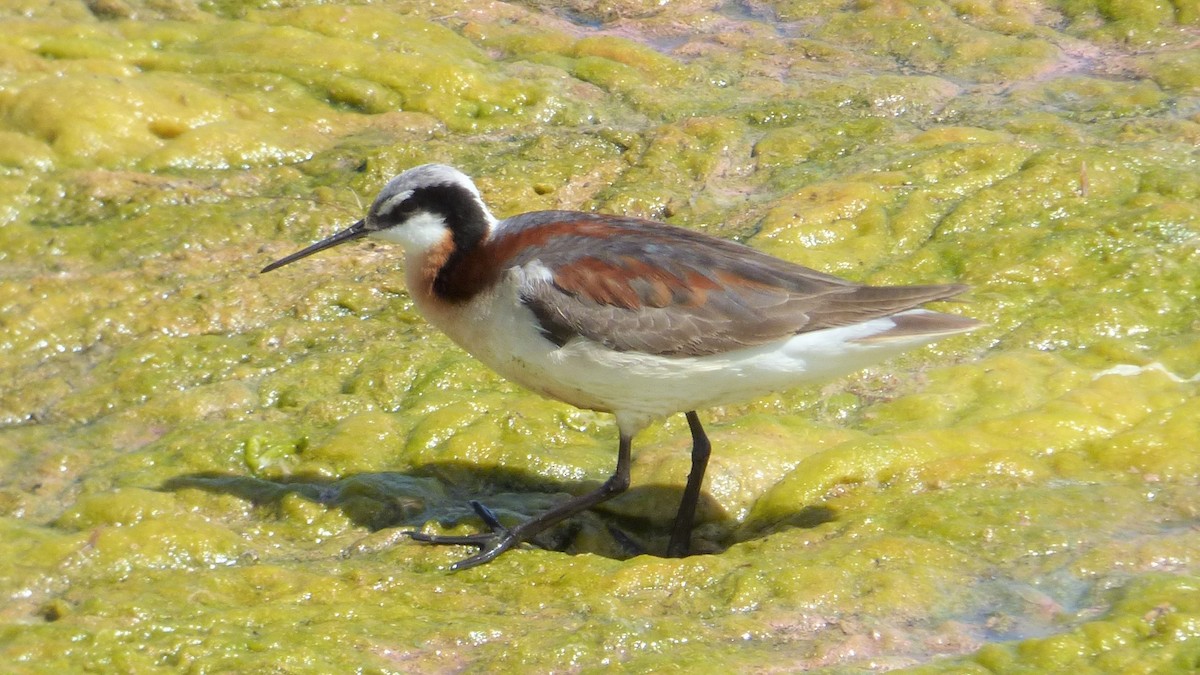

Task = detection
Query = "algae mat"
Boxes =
[1,0,1199,671]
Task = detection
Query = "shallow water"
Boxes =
[1,0,1198,671]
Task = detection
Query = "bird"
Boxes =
[261,163,980,570]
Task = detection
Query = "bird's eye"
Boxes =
[374,200,414,227]
[370,188,417,226]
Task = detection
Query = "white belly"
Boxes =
[410,270,949,437]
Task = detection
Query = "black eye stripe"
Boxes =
[375,183,481,227]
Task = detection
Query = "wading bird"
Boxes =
[262,164,978,570]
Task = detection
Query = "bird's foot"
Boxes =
[407,500,523,571]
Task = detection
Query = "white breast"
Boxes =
[406,263,950,437]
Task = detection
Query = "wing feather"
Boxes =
[492,212,973,357]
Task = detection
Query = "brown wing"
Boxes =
[495,212,971,357]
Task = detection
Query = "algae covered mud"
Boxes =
[1,0,1198,670]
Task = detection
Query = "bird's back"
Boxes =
[479,211,977,357]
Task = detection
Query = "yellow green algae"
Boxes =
[0,0,1198,671]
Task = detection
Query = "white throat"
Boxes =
[369,211,453,254]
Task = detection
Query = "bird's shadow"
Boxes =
[161,463,835,562]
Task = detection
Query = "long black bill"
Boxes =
[261,219,369,274]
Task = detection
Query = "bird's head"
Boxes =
[261,164,495,273]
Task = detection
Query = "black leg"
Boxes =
[409,431,634,570]
[666,411,711,558]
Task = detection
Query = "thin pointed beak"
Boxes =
[261,219,369,274]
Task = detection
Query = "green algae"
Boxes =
[1,0,1199,671]
[917,574,1200,672]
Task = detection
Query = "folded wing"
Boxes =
[497,213,973,357]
